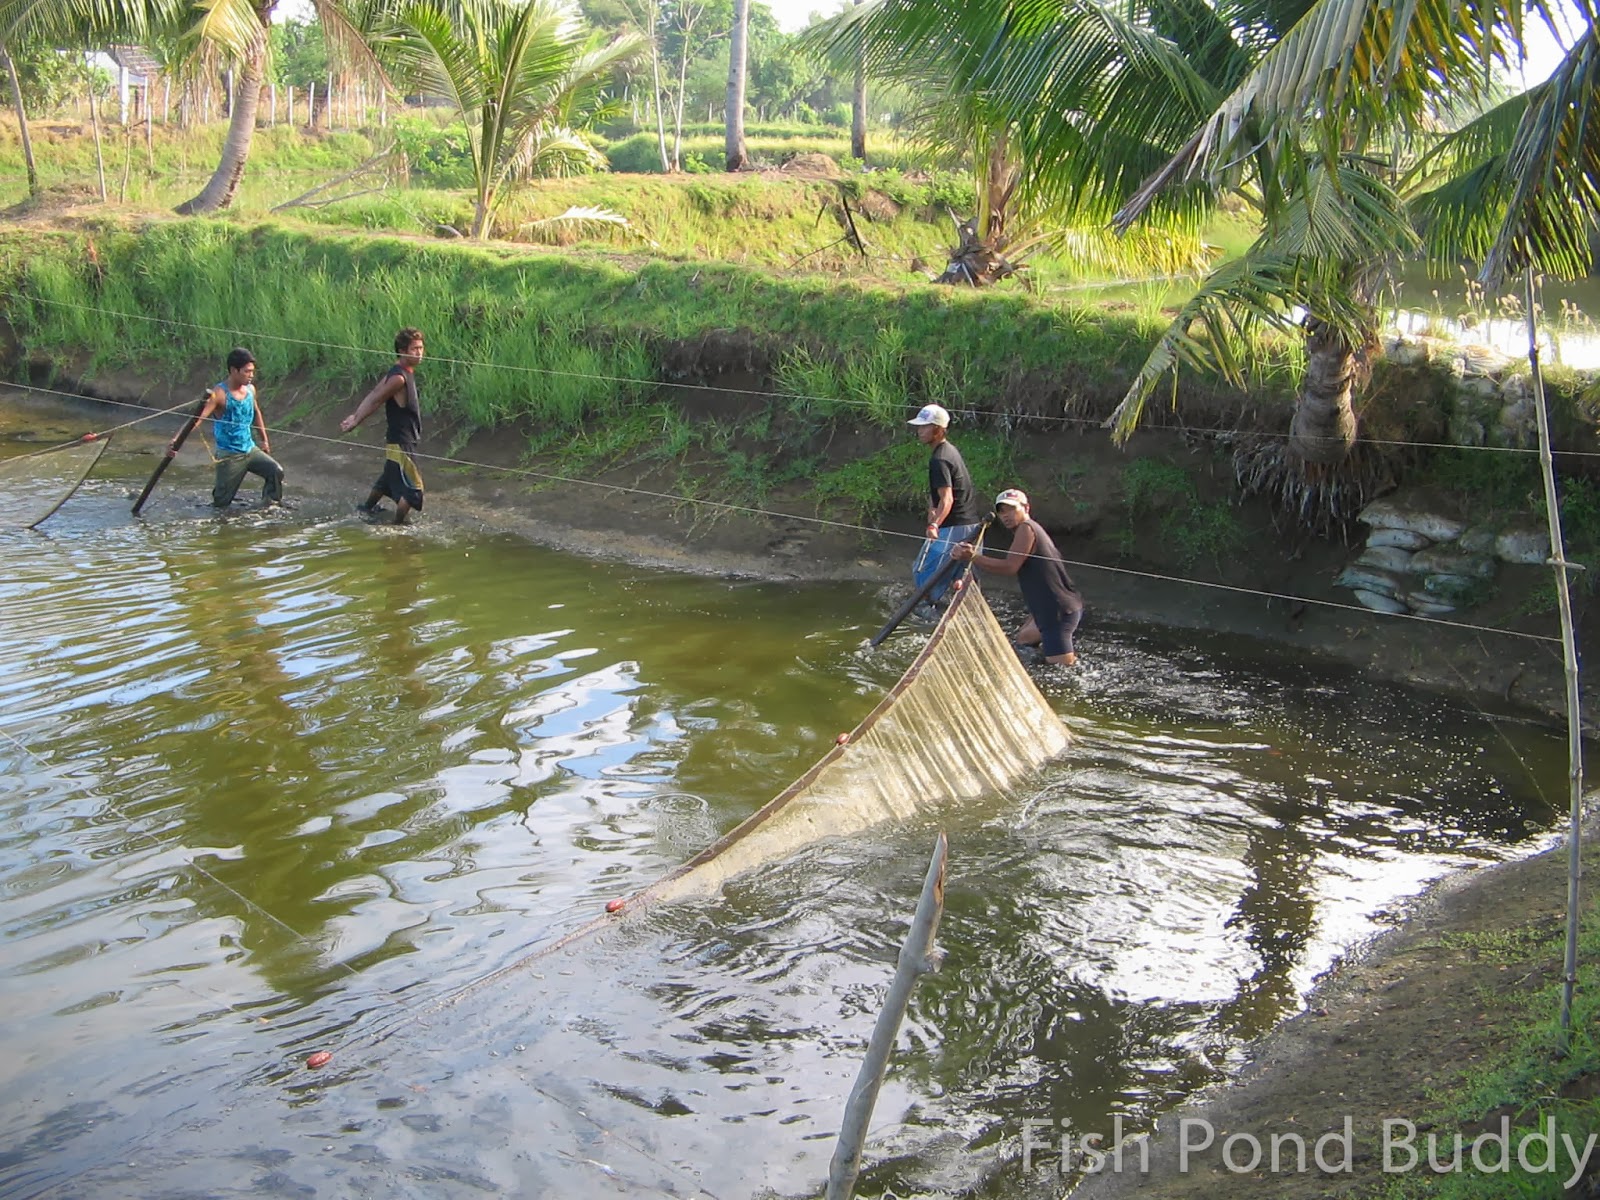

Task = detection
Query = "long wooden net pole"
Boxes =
[1524,267,1586,1048]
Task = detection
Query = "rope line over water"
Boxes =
[3,381,1565,646]
[5,287,1596,459]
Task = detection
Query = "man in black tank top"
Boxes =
[952,488,1084,665]
[339,328,426,525]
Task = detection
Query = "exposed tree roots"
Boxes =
[1232,435,1401,540]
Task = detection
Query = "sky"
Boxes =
[274,0,1583,81]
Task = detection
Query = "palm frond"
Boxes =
[1482,31,1600,285]
[190,0,265,60]
[1115,0,1515,226]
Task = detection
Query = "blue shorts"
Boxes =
[1038,607,1083,658]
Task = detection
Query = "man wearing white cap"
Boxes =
[952,489,1084,665]
[907,403,982,616]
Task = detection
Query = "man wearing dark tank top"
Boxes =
[953,488,1084,665]
[339,328,426,525]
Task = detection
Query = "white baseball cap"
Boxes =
[994,489,1030,509]
[907,404,950,428]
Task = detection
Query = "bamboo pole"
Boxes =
[826,833,948,1200]
[88,86,107,201]
[1525,268,1587,1049]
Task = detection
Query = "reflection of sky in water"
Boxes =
[0,439,1575,1199]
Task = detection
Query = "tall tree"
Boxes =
[388,0,642,237]
[724,0,747,168]
[848,0,863,160]
[0,42,37,197]
[0,0,385,213]
[810,0,1556,481]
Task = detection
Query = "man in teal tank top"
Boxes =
[181,347,284,509]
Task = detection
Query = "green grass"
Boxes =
[813,430,1015,524]
[1366,905,1600,1199]
[1118,457,1246,568]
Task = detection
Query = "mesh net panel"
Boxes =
[0,438,109,529]
[443,577,1071,998]
[642,576,1070,904]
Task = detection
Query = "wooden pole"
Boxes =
[132,399,207,515]
[88,86,107,201]
[826,834,948,1200]
[1525,267,1587,1050]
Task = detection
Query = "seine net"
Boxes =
[0,438,109,529]
[450,575,1071,985]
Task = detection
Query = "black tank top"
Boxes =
[383,365,422,452]
[1016,518,1083,614]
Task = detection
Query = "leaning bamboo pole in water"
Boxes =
[826,833,947,1200]
[1523,267,1586,1048]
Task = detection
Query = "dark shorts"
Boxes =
[373,448,424,511]
[1038,607,1083,658]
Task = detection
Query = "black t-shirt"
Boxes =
[929,441,981,526]
[383,365,422,453]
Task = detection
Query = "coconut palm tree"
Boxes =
[386,0,642,237]
[0,0,385,213]
[1105,0,1567,466]
[0,41,38,197]
[804,0,1242,285]
[814,0,1557,480]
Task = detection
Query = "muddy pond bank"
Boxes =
[6,356,1586,735]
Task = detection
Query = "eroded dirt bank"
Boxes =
[9,359,1586,734]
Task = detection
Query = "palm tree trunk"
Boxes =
[648,2,669,172]
[850,0,866,162]
[724,0,749,170]
[0,45,37,198]
[671,35,690,170]
[176,32,267,215]
[470,187,494,238]
[1288,316,1359,463]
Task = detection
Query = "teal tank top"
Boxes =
[212,382,256,456]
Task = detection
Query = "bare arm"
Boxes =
[175,387,226,453]
[253,391,271,454]
[340,372,405,433]
[926,486,953,536]
[955,522,1034,577]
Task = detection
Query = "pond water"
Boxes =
[0,420,1570,1199]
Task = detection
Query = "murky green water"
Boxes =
[0,420,1567,1199]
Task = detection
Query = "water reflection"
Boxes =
[0,444,1570,1199]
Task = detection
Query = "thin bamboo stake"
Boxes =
[1525,266,1586,1050]
[826,833,947,1200]
[88,86,107,201]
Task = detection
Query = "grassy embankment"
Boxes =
[0,116,1228,288]
[1367,905,1600,1200]
[0,219,1243,526]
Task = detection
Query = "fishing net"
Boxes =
[0,437,109,529]
[447,576,1071,991]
